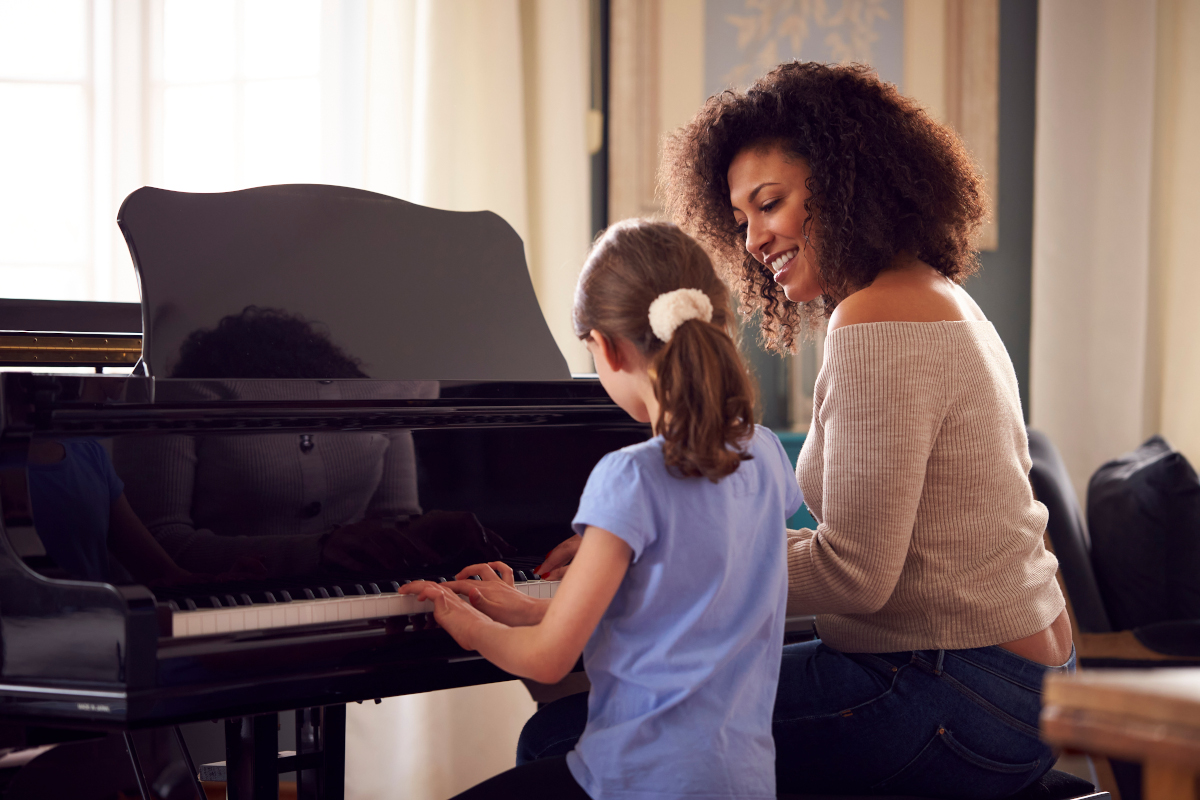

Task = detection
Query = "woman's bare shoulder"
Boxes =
[828,262,985,333]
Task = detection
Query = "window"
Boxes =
[0,0,356,304]
[0,0,96,301]
[153,0,323,192]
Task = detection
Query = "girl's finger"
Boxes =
[417,584,446,603]
[488,561,516,585]
[455,563,501,582]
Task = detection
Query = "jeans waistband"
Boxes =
[905,645,1076,690]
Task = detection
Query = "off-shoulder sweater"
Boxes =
[788,321,1064,653]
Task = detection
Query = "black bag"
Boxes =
[1087,435,1200,630]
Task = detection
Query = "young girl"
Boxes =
[400,219,801,800]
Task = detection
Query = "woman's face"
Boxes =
[727,145,823,303]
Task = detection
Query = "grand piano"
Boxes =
[0,185,652,799]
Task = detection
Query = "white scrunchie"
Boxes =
[648,288,714,342]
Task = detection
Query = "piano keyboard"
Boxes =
[169,579,560,638]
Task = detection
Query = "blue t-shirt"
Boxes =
[27,439,124,582]
[567,425,802,800]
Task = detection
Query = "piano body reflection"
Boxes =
[0,185,651,799]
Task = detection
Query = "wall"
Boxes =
[905,0,1036,419]
[1029,0,1159,501]
[971,0,1037,420]
[1149,0,1200,467]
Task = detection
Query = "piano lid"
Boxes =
[117,185,570,382]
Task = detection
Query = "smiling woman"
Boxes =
[646,62,1075,798]
[726,146,823,304]
[660,61,987,353]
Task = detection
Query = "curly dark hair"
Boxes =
[659,61,987,353]
[170,306,368,379]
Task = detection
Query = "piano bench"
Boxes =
[775,768,1109,800]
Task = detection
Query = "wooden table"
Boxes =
[1043,669,1200,799]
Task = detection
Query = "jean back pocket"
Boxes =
[871,725,1042,799]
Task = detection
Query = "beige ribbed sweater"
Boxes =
[789,321,1064,653]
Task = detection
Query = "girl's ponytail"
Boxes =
[653,318,755,480]
[574,219,757,482]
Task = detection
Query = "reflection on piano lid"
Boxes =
[118,184,570,382]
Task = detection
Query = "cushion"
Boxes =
[1087,436,1200,630]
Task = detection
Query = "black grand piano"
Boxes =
[0,186,651,799]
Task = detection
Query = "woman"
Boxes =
[532,62,1072,798]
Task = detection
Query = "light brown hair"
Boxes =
[573,219,756,482]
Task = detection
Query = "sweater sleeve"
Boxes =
[787,328,948,614]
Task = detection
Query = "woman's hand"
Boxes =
[442,562,548,626]
[536,534,581,580]
[398,581,496,651]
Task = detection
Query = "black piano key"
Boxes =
[389,581,401,592]
[332,587,345,598]
[317,587,330,599]
[167,600,180,612]
[436,577,447,583]
[367,583,381,595]
[353,584,366,596]
[184,598,197,611]
[515,571,528,582]
[263,592,277,604]
[303,588,316,600]
[240,593,254,606]
[279,590,293,602]
[225,594,238,607]
[469,575,482,581]
[209,596,223,608]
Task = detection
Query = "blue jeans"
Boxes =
[517,640,1074,800]
[773,640,1074,798]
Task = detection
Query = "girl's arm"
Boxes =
[402,526,631,685]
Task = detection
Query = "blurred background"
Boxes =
[2,0,1199,797]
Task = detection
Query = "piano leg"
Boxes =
[296,708,320,800]
[324,704,346,800]
[225,714,280,800]
[296,705,347,800]
[172,725,208,800]
[122,731,154,800]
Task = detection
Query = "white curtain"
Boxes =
[1030,0,1200,501]
[343,2,591,798]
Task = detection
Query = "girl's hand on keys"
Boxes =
[399,581,493,650]
[456,561,517,586]
[441,572,548,627]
